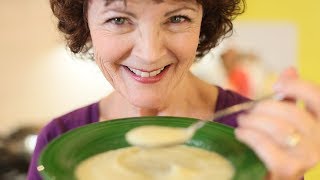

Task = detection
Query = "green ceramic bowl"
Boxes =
[38,116,267,180]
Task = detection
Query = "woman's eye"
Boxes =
[107,17,128,25]
[104,16,134,33]
[169,16,190,23]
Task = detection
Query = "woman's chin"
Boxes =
[128,95,165,110]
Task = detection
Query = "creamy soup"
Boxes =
[75,145,234,180]
[126,125,193,148]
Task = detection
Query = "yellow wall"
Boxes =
[237,0,320,179]
[238,0,320,84]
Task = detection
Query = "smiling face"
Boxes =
[87,0,203,109]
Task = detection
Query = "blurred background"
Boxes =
[0,0,319,179]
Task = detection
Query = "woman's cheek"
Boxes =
[92,30,132,61]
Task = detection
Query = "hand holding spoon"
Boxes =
[126,94,284,148]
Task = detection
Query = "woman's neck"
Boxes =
[99,72,218,121]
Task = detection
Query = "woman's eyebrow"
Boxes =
[105,9,137,18]
[104,0,124,6]
[102,0,136,17]
[102,0,197,17]
[164,6,197,17]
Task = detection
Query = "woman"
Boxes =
[28,0,320,179]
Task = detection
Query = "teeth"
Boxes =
[149,70,160,77]
[132,69,141,76]
[140,72,149,78]
[128,67,165,77]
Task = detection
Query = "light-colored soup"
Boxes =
[126,125,192,147]
[75,145,234,180]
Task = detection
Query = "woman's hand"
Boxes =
[235,68,320,180]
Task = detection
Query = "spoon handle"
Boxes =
[188,93,284,133]
[213,93,284,121]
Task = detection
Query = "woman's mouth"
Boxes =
[124,65,170,84]
[128,66,165,77]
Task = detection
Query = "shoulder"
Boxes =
[215,86,250,111]
[213,86,251,128]
[41,102,100,141]
[27,102,100,180]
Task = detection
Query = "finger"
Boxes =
[238,114,297,147]
[274,79,320,118]
[278,67,299,81]
[235,128,304,179]
[274,67,299,103]
[238,112,319,160]
[252,100,315,134]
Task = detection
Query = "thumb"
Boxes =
[278,66,299,82]
[274,67,299,102]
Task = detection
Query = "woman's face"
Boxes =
[87,0,203,109]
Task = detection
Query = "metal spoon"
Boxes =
[126,93,284,148]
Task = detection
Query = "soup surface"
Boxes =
[75,145,234,180]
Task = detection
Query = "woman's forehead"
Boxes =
[103,0,199,6]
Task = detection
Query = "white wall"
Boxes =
[0,0,113,135]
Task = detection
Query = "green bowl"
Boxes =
[38,116,267,180]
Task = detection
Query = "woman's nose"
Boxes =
[132,25,166,64]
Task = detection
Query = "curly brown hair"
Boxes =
[50,0,245,58]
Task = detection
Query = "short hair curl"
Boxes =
[49,0,245,58]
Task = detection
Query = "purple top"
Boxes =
[27,87,249,180]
